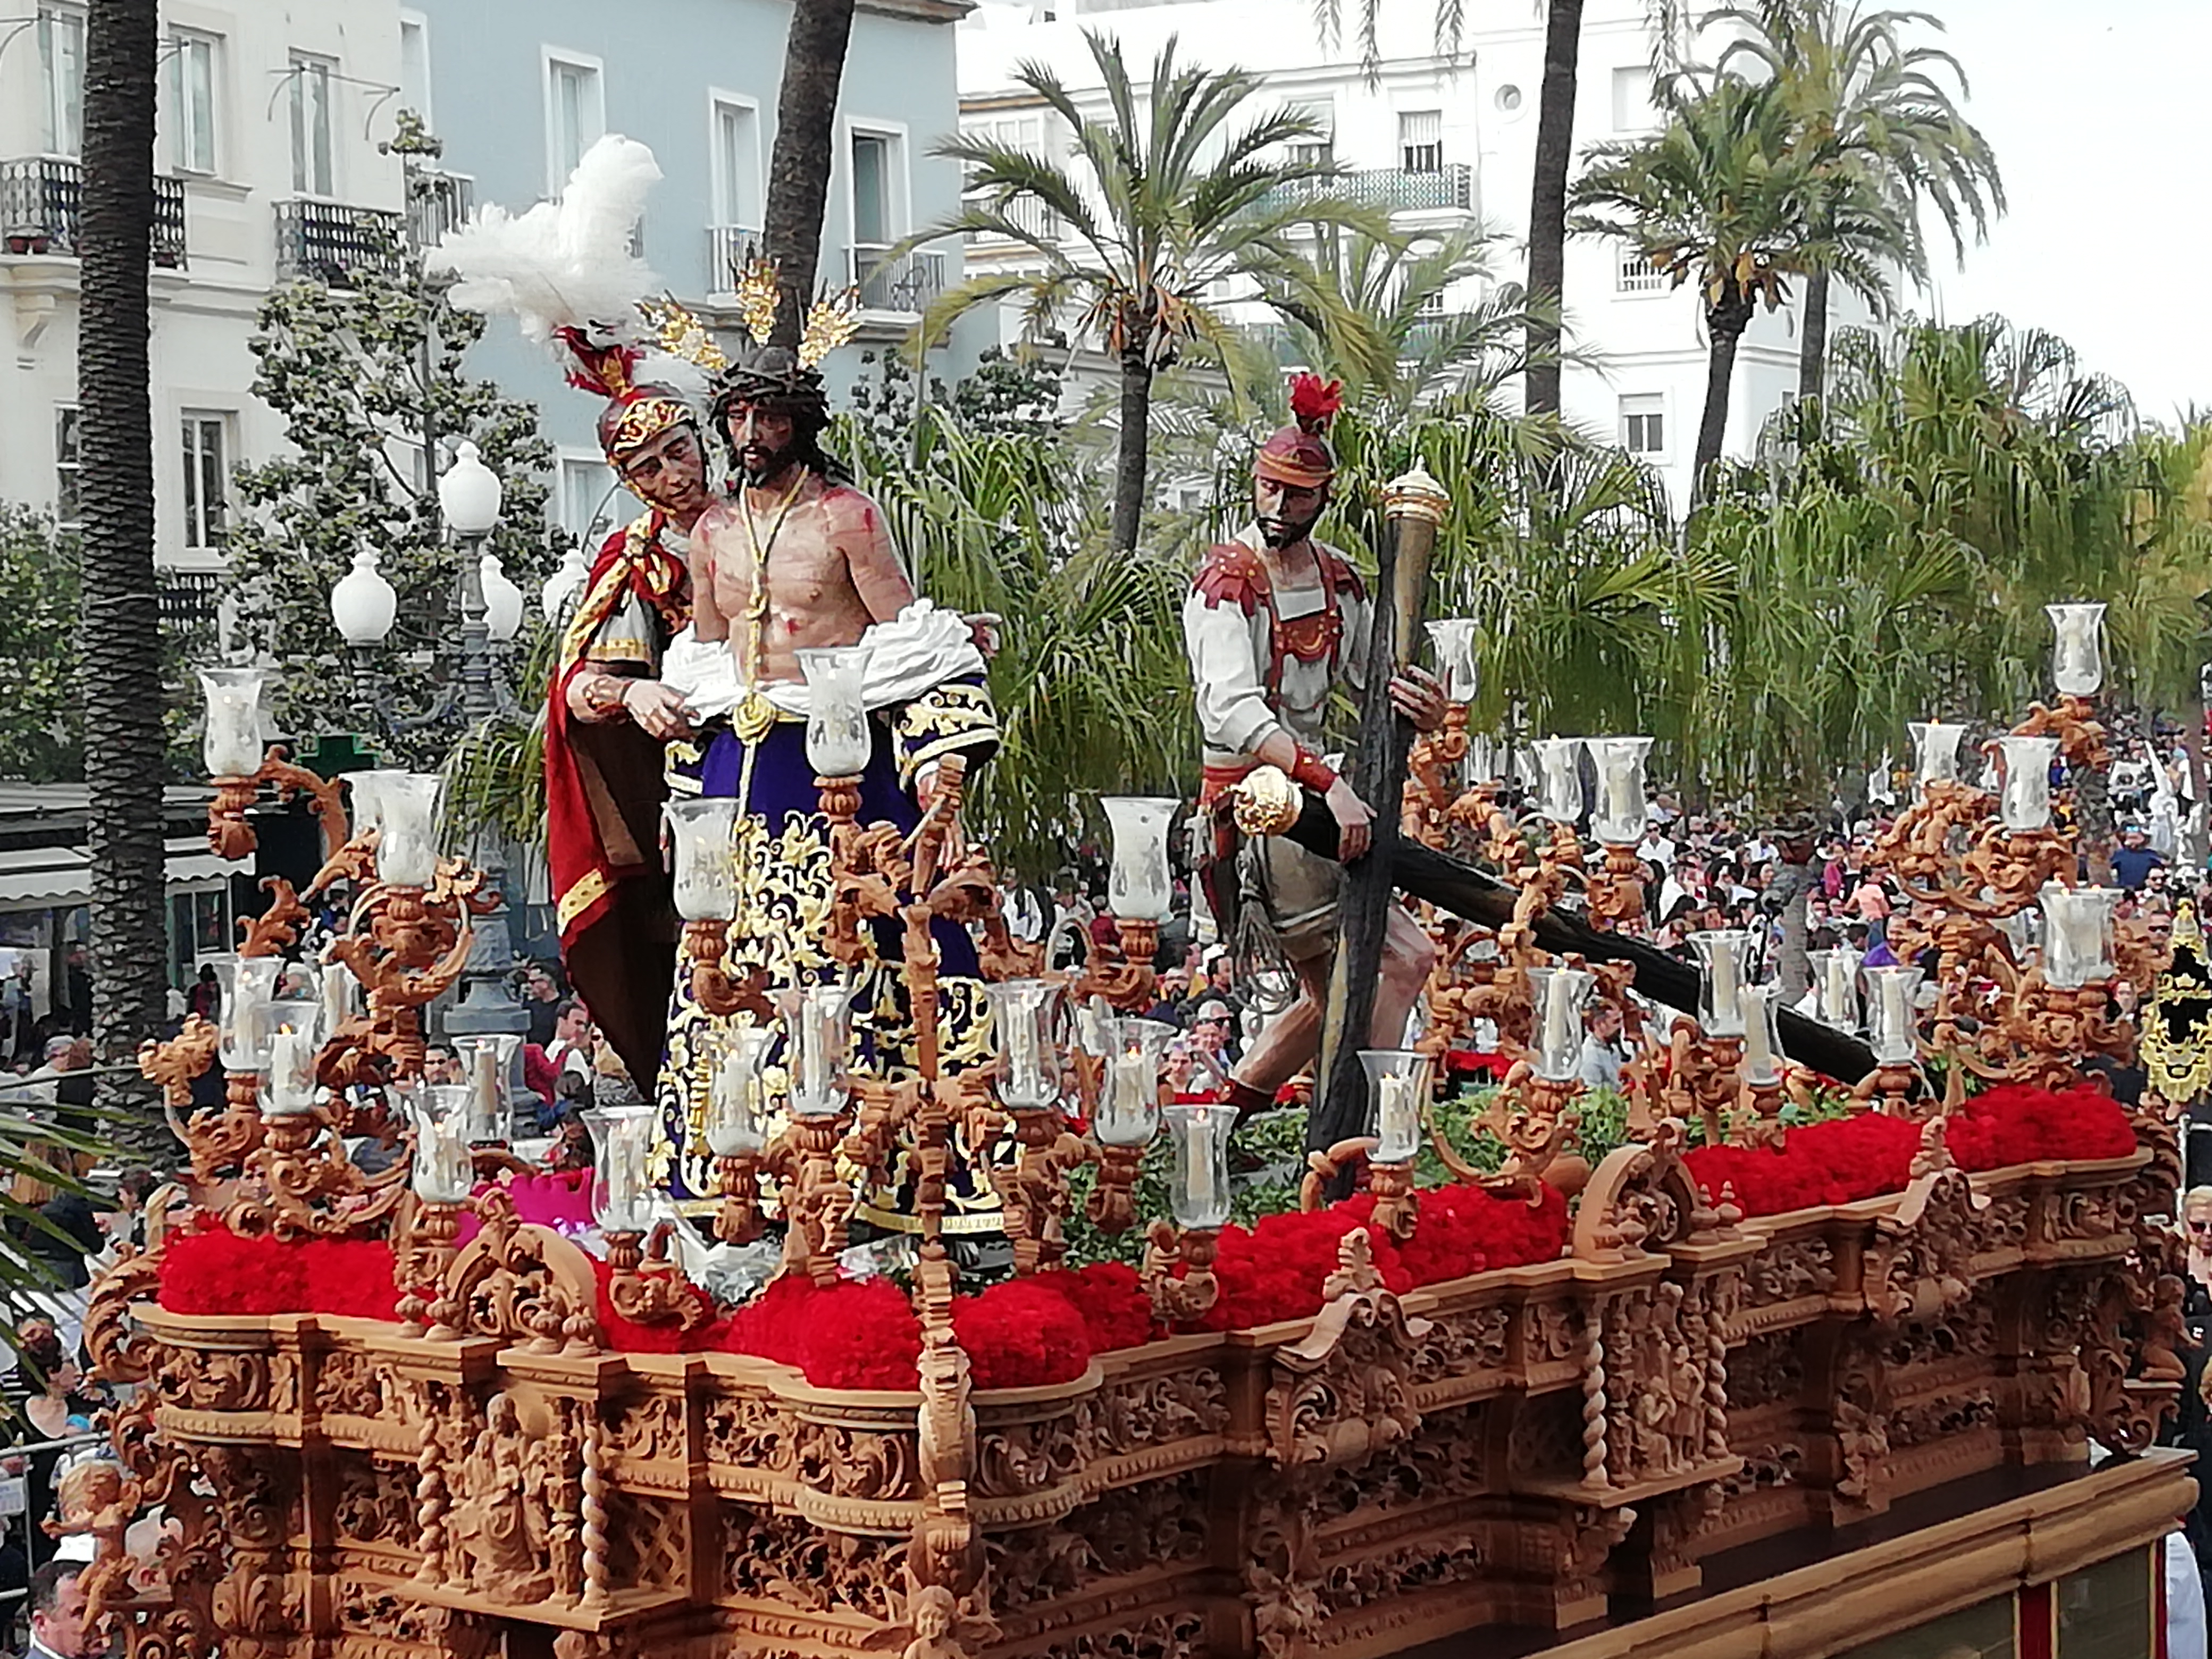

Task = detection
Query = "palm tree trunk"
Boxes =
[762,0,859,346]
[1797,266,1830,404]
[1110,346,1152,554]
[78,0,167,1144]
[1694,299,1752,495]
[1521,0,1585,419]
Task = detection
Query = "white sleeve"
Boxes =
[1183,589,1283,758]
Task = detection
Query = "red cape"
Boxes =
[546,513,689,1091]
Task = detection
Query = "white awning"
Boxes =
[0,839,250,909]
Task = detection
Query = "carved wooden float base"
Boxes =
[91,1145,2186,1659]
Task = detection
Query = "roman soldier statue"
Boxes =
[432,133,723,1093]
[1183,375,1446,1124]
[656,304,1001,1218]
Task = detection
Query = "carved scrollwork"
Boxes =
[1263,1230,1431,1471]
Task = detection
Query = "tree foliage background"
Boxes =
[0,508,83,783]
[222,244,562,769]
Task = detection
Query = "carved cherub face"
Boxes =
[912,1586,956,1639]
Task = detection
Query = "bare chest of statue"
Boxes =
[702,475,880,685]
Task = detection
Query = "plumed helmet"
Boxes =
[1254,373,1344,490]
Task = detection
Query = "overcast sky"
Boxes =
[1917,0,2210,424]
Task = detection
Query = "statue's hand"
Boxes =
[1325,777,1375,861]
[622,681,696,740]
[1389,665,1450,733]
[963,612,1003,659]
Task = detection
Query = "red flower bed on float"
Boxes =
[1683,1082,2136,1219]
[145,1180,1574,1389]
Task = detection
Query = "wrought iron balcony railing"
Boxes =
[274,199,406,285]
[849,246,945,315]
[0,157,187,266]
[962,192,1061,247]
[406,170,475,254]
[1262,163,1474,217]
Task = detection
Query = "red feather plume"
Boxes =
[554,326,640,401]
[1288,372,1344,434]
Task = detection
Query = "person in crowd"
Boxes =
[1185,999,1237,1079]
[93,1170,158,1258]
[185,963,220,1025]
[547,1000,594,1084]
[420,1048,464,1086]
[544,1102,594,1174]
[521,963,565,1050]
[2116,825,2167,892]
[22,1560,90,1659]
[59,948,90,1040]
[1577,1002,1629,1092]
[2181,1186,2212,1321]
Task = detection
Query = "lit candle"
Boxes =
[1376,1071,1420,1162]
[1541,971,1573,1064]
[1821,949,1859,1029]
[1997,735,2058,833]
[1097,1017,1172,1146]
[470,1043,498,1140]
[1740,985,1778,1085]
[1185,1105,1216,1209]
[320,961,355,1035]
[265,1026,312,1113]
[1866,966,1922,1065]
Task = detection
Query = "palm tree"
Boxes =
[762,0,860,343]
[909,32,1388,554]
[1524,0,1587,419]
[77,0,168,1137]
[839,406,1191,879]
[1708,0,2003,400]
[1239,227,1548,417]
[1568,72,1904,492]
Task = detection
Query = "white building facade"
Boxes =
[0,0,406,587]
[958,0,1874,513]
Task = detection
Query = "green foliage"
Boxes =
[833,397,1191,883]
[221,238,563,769]
[0,506,82,782]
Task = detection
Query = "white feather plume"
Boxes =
[431,134,665,344]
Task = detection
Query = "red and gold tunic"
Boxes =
[545,510,691,1089]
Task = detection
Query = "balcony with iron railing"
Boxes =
[1262,163,1474,217]
[274,199,407,284]
[0,158,186,265]
[849,246,945,315]
[961,192,1061,248]
[706,223,765,296]
[406,170,475,254]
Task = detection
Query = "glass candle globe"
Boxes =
[1424,618,1480,703]
[1687,929,1757,1038]
[707,1026,775,1158]
[584,1104,658,1233]
[1095,1016,1174,1147]
[198,667,270,779]
[1810,945,1861,1032]
[1996,735,2059,833]
[1101,796,1179,922]
[1162,1102,1236,1230]
[375,773,444,887]
[451,1033,520,1144]
[1864,965,1923,1065]
[2047,602,2107,698]
[779,982,852,1118]
[1531,738,1585,824]
[1586,736,1653,848]
[218,956,286,1072]
[1526,964,1595,1082]
[2039,883,2119,988]
[1738,984,1783,1086]
[1908,721,1970,789]
[262,1008,324,1115]
[664,798,740,921]
[405,1083,475,1206]
[797,645,872,778]
[988,978,1060,1112]
[1360,1048,1430,1164]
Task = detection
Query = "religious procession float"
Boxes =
[70,140,2199,1659]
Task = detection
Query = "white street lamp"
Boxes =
[541,544,590,623]
[329,546,398,646]
[480,550,525,643]
[438,439,503,535]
